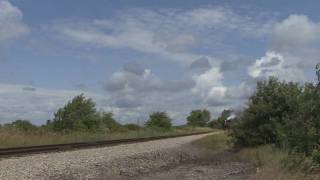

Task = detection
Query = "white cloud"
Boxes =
[248,51,305,82]
[51,7,272,64]
[248,14,320,82]
[181,7,231,26]
[54,20,198,64]
[105,65,196,110]
[248,51,283,78]
[225,82,254,100]
[0,84,111,125]
[105,68,162,93]
[0,0,28,41]
[191,67,228,106]
[102,64,241,124]
[272,14,320,51]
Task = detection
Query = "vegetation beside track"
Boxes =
[0,93,215,148]
[0,126,212,148]
[194,132,320,180]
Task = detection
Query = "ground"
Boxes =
[0,132,256,180]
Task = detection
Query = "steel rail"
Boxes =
[0,131,213,157]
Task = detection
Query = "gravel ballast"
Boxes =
[0,133,213,180]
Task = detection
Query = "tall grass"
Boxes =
[192,131,230,152]
[194,133,320,180]
[237,145,320,180]
[0,126,212,148]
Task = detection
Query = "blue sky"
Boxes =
[1,0,320,125]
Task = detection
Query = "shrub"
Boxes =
[50,94,120,132]
[187,109,210,127]
[123,123,142,131]
[99,112,121,131]
[4,120,38,132]
[230,73,320,165]
[230,77,301,147]
[145,112,172,129]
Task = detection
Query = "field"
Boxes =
[0,126,212,148]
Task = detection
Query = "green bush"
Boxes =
[187,109,210,127]
[49,94,120,132]
[231,77,301,147]
[123,123,142,131]
[312,147,320,165]
[99,112,121,131]
[230,74,320,164]
[4,120,38,132]
[145,112,172,129]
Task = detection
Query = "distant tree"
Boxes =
[123,123,142,131]
[49,94,122,132]
[145,112,172,129]
[4,120,38,132]
[99,112,120,131]
[51,94,99,132]
[207,120,216,128]
[217,109,232,128]
[187,109,211,127]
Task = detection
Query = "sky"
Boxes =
[1,0,320,125]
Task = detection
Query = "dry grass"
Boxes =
[236,146,308,180]
[0,127,213,148]
[193,132,320,180]
[192,131,230,152]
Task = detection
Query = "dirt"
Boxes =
[129,151,254,180]
[48,133,255,180]
[102,146,255,180]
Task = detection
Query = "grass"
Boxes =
[192,131,230,152]
[193,132,320,180]
[0,126,213,148]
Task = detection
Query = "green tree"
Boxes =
[123,123,142,131]
[51,94,99,132]
[4,120,38,132]
[187,109,211,127]
[145,112,172,129]
[231,77,301,147]
[99,112,120,131]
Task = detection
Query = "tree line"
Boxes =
[0,94,227,133]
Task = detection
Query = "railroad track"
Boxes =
[0,131,213,158]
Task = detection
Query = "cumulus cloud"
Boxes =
[123,62,146,76]
[248,51,305,82]
[0,84,111,124]
[225,82,254,100]
[106,64,195,94]
[189,57,212,71]
[102,62,253,124]
[248,14,320,82]
[105,68,162,93]
[0,0,28,42]
[191,67,228,106]
[272,15,320,51]
[103,64,199,123]
[220,58,252,72]
[248,51,283,78]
